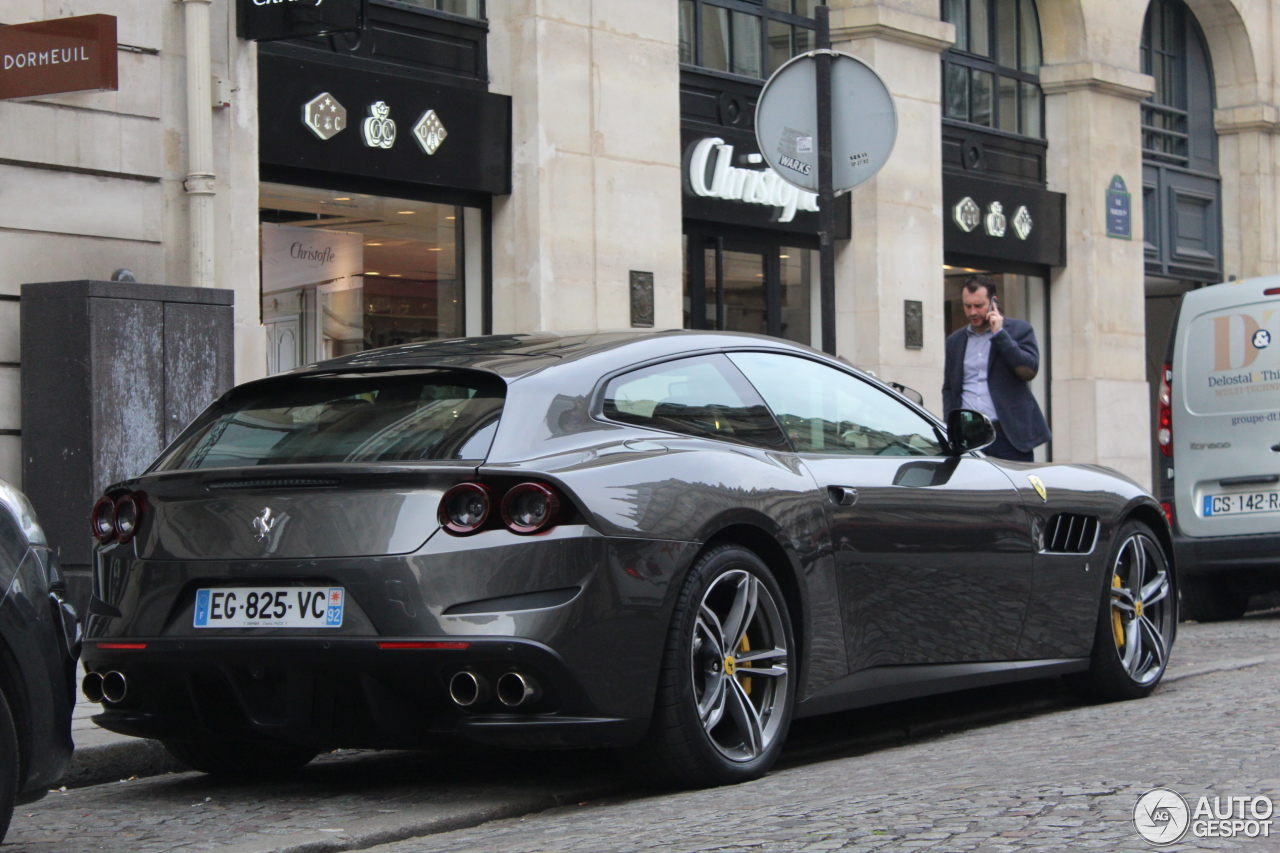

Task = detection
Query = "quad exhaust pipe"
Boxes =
[448,671,491,707]
[83,671,129,704]
[496,672,542,708]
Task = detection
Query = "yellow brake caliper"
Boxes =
[1111,574,1126,649]
[738,634,751,695]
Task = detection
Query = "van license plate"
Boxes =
[1203,492,1280,517]
[193,588,344,628]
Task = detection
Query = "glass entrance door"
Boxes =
[684,234,816,346]
[707,245,767,335]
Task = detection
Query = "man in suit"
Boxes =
[942,275,1051,462]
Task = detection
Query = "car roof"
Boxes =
[294,329,829,379]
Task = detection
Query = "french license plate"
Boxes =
[193,587,344,628]
[1203,491,1280,517]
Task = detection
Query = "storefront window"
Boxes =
[394,0,485,19]
[943,268,1050,460]
[679,0,816,78]
[259,183,484,375]
[941,0,1043,138]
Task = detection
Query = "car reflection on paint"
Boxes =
[82,331,1174,787]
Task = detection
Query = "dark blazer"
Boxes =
[942,317,1051,453]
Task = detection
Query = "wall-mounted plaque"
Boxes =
[904,300,923,349]
[1106,175,1132,240]
[0,14,117,101]
[238,0,366,42]
[630,271,655,328]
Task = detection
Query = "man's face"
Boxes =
[962,286,992,329]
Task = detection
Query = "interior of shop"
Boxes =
[258,183,481,374]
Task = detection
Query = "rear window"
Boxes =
[155,370,504,470]
[1182,301,1280,416]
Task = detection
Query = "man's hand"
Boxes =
[987,303,1004,334]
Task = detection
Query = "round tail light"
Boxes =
[501,482,561,535]
[114,494,143,543]
[439,483,492,535]
[91,497,116,542]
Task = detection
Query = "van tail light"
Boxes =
[1157,362,1173,457]
[1161,502,1174,525]
[501,482,562,535]
[91,497,117,542]
[1264,287,1280,296]
[439,482,492,535]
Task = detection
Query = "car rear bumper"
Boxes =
[1174,529,1280,582]
[82,636,648,750]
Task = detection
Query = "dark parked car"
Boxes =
[82,332,1175,786]
[0,478,79,839]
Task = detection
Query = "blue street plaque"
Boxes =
[1106,174,1131,239]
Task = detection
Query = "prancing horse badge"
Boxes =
[1027,475,1048,502]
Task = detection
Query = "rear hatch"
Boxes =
[135,467,474,560]
[1172,281,1280,537]
[134,368,504,559]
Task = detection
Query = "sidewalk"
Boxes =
[62,662,185,788]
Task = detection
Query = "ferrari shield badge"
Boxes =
[1027,475,1048,502]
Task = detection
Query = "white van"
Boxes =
[1160,277,1280,620]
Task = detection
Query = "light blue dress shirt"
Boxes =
[960,327,999,423]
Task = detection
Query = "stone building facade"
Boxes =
[2,0,1278,500]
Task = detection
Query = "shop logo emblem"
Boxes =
[953,196,981,233]
[985,201,1007,237]
[1253,329,1271,349]
[362,101,397,149]
[1013,205,1033,240]
[1134,788,1190,844]
[303,92,347,141]
[412,109,448,155]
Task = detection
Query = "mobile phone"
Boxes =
[989,297,999,316]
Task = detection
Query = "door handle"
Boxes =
[828,486,858,506]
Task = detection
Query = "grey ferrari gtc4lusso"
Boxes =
[82,331,1175,787]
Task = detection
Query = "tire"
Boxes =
[628,544,796,789]
[0,688,18,843]
[162,739,318,778]
[1180,576,1249,623]
[1066,521,1177,702]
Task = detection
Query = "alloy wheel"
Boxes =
[690,569,790,762]
[1108,533,1174,686]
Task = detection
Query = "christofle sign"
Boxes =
[0,14,117,101]
[238,0,365,41]
[686,136,820,223]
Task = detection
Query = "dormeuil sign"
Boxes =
[755,50,896,194]
[0,14,117,102]
[238,0,366,42]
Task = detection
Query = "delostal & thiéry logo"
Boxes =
[1133,788,1274,844]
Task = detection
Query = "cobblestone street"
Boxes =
[8,612,1279,853]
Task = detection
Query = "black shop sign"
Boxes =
[238,0,365,42]
[943,173,1066,267]
[258,53,511,195]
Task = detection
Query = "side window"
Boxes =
[728,352,944,456]
[602,354,788,449]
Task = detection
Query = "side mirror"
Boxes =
[887,381,924,406]
[947,409,996,455]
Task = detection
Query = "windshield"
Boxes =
[154,370,505,471]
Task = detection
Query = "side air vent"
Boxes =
[1043,513,1100,554]
[206,478,340,491]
